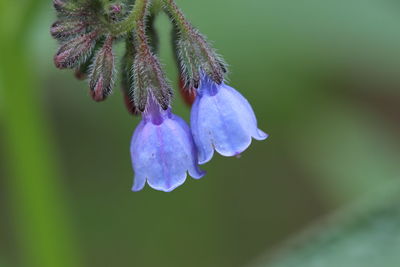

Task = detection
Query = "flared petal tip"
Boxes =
[190,168,207,180]
[148,178,187,192]
[198,150,215,165]
[254,129,269,140]
[132,173,190,192]
[131,169,206,192]
[132,184,145,192]
[154,183,185,192]
[132,182,184,193]
[132,174,146,192]
[209,130,268,161]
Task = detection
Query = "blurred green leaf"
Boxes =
[250,181,400,267]
[0,1,83,267]
[286,98,400,204]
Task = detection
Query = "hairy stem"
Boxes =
[160,0,193,35]
[134,0,152,53]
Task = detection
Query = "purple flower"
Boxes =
[191,77,268,164]
[131,97,205,192]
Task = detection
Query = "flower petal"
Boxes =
[172,114,206,178]
[191,80,268,164]
[191,95,215,164]
[131,121,147,192]
[223,84,268,140]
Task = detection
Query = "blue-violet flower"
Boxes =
[191,77,268,164]
[131,97,205,192]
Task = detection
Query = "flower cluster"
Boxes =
[51,0,268,192]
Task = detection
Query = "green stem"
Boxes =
[134,0,151,49]
[160,0,193,35]
[104,0,151,36]
[0,1,82,267]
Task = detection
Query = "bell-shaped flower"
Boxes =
[191,77,268,164]
[131,97,205,192]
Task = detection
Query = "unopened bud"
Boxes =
[123,93,140,115]
[89,36,115,102]
[74,68,87,80]
[51,20,86,41]
[53,0,88,17]
[179,76,196,106]
[53,0,67,12]
[108,4,124,21]
[54,31,98,69]
[110,4,122,13]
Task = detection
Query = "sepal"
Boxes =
[132,50,172,111]
[88,36,115,102]
[176,29,227,88]
[54,31,98,69]
[179,75,196,106]
[53,0,89,18]
[51,19,87,41]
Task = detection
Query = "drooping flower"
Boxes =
[50,0,270,193]
[191,76,268,164]
[131,97,205,192]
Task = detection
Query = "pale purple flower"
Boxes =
[191,77,268,164]
[131,98,205,192]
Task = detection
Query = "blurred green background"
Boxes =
[1,0,400,266]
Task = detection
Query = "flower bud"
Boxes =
[89,36,115,102]
[132,50,172,112]
[53,0,88,17]
[54,31,98,69]
[50,19,87,41]
[123,93,140,115]
[111,4,122,12]
[179,75,196,106]
[108,3,127,22]
[53,0,67,12]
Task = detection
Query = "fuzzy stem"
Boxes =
[160,0,193,36]
[134,0,152,52]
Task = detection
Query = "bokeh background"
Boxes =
[1,0,400,266]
